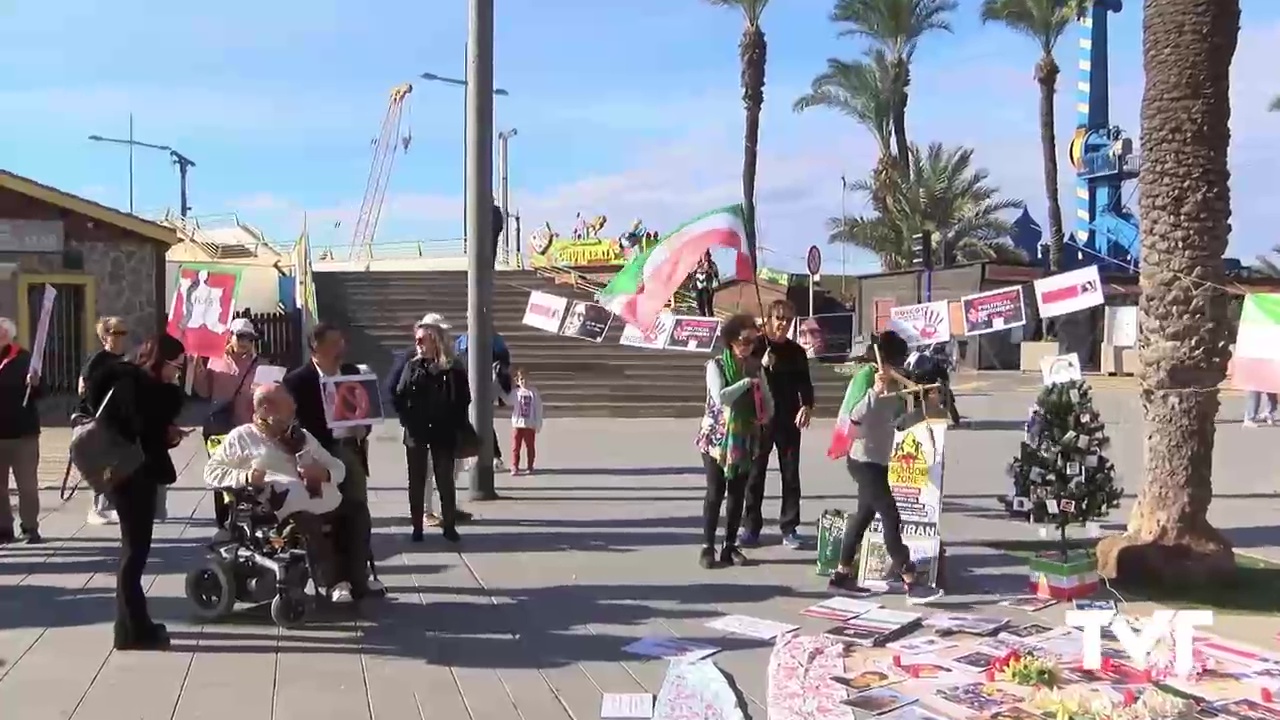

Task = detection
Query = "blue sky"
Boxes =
[1,0,1277,274]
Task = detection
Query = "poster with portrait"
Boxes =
[888,301,951,346]
[857,420,946,589]
[167,264,242,359]
[790,313,855,359]
[522,291,570,334]
[1040,353,1083,385]
[667,316,721,352]
[559,301,613,342]
[960,286,1027,336]
[620,310,676,350]
[320,373,385,429]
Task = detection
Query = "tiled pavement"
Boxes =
[3,387,1280,719]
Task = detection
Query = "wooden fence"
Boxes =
[232,308,303,367]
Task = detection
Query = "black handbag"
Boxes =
[69,387,144,494]
[455,420,480,460]
[202,358,258,440]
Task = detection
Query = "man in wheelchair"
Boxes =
[203,384,375,606]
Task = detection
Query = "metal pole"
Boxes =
[462,41,469,249]
[128,114,135,213]
[466,0,497,501]
[839,174,847,297]
[809,275,816,318]
[499,132,510,263]
[178,160,191,217]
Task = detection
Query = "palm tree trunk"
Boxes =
[741,25,767,313]
[1037,56,1066,273]
[1094,0,1240,586]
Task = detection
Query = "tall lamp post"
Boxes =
[89,115,196,216]
[839,174,849,297]
[497,128,517,262]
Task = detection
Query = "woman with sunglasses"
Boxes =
[81,317,131,525]
[85,333,189,651]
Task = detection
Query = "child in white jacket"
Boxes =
[506,368,543,475]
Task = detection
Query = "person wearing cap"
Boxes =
[385,313,474,527]
[193,316,261,531]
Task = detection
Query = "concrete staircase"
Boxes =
[313,270,852,418]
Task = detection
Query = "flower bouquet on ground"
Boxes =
[1031,687,1197,720]
[991,649,1059,688]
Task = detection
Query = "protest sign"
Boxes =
[522,291,569,333]
[1034,265,1104,319]
[167,265,242,359]
[960,286,1027,336]
[790,313,855,359]
[320,373,385,429]
[858,420,946,589]
[889,301,951,346]
[620,310,675,350]
[667,317,720,352]
[559,301,613,342]
[1040,353,1082,385]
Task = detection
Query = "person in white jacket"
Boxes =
[203,383,374,603]
[505,368,544,475]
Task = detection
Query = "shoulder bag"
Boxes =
[202,357,258,440]
[448,364,481,460]
[69,387,145,494]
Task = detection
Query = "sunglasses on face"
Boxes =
[108,329,129,337]
[234,333,256,341]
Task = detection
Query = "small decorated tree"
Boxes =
[1005,379,1123,560]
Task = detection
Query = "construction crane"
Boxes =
[348,83,413,262]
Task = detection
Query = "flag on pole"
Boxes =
[598,204,753,330]
[827,363,875,459]
[1230,293,1280,393]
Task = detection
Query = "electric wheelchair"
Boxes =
[184,486,329,628]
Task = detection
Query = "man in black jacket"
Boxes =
[0,317,45,544]
[741,301,814,550]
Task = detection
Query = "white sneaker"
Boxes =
[86,508,117,525]
[329,581,354,604]
[494,458,507,473]
[1245,419,1261,428]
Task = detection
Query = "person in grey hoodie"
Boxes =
[828,330,922,595]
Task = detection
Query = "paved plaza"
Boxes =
[3,383,1280,719]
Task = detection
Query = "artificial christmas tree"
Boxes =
[1002,379,1124,598]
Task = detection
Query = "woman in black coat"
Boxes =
[86,333,187,651]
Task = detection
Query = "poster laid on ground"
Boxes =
[619,310,676,350]
[667,316,720,352]
[790,313,855,359]
[1040,353,1083,385]
[1230,294,1280,393]
[320,373,385,429]
[960,286,1026,336]
[167,264,242,359]
[888,301,952,346]
[559,300,613,342]
[522,291,570,333]
[858,420,946,589]
[1033,265,1104,319]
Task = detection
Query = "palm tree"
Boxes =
[707,0,769,288]
[1271,95,1280,111]
[792,51,897,211]
[1255,245,1280,276]
[1093,0,1241,585]
[830,142,1028,268]
[829,0,958,170]
[980,0,1083,272]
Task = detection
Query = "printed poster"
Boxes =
[167,264,242,359]
[620,310,675,350]
[1040,353,1083,385]
[667,316,721,352]
[522,291,569,334]
[960,286,1027,336]
[653,658,745,720]
[789,313,855,359]
[1104,305,1138,347]
[857,420,946,589]
[1034,265,1104,319]
[559,300,613,342]
[28,284,57,376]
[888,301,952,346]
[320,373,385,429]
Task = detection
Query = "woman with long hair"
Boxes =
[390,321,471,543]
[696,314,773,569]
[194,317,260,532]
[81,316,130,525]
[85,333,188,650]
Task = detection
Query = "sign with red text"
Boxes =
[960,286,1027,336]
[1035,265,1104,319]
[888,301,951,346]
[521,291,569,333]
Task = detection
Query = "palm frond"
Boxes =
[793,53,895,152]
[980,0,1082,55]
[706,0,769,24]
[830,0,959,58]
[1271,95,1280,112]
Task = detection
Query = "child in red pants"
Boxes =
[506,368,544,475]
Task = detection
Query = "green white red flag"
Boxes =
[1230,293,1280,392]
[598,204,753,330]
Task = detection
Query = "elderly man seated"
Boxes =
[204,383,374,604]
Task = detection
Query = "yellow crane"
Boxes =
[348,83,413,261]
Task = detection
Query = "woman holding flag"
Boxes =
[695,314,774,569]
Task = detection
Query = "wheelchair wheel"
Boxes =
[270,593,308,629]
[185,561,235,621]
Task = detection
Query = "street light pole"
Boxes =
[498,128,517,262]
[465,0,497,501]
[88,119,194,217]
[171,151,196,217]
[839,174,847,297]
[128,114,135,213]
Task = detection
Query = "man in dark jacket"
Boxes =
[741,301,814,550]
[0,317,45,544]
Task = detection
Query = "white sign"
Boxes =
[1104,306,1139,347]
[619,310,675,350]
[601,693,654,719]
[521,291,569,333]
[889,301,952,346]
[1040,353,1082,385]
[1064,609,1214,677]
[1034,265,1105,319]
[252,364,287,387]
[29,284,57,376]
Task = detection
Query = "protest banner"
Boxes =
[560,301,613,342]
[1034,265,1104,319]
[888,301,951,346]
[620,310,676,350]
[320,373,385,429]
[960,286,1027,336]
[522,291,569,333]
[790,313,855,359]
[667,317,720,352]
[857,420,946,589]
[167,265,242,359]
[23,284,57,406]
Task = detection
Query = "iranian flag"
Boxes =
[1230,293,1280,393]
[599,204,754,330]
